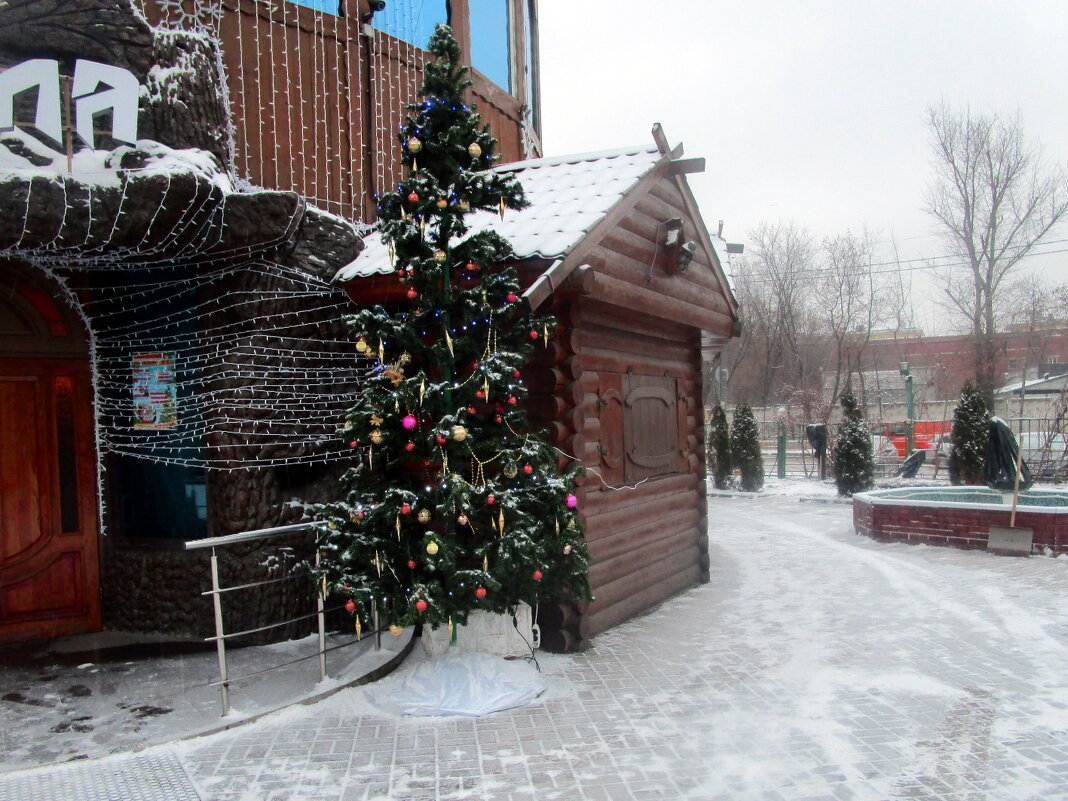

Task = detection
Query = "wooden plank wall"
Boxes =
[142,0,529,224]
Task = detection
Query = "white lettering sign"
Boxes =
[0,59,139,149]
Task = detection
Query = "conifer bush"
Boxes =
[709,404,731,489]
[729,402,764,492]
[948,382,989,485]
[831,389,875,496]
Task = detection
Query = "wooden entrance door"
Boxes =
[0,267,100,643]
[0,361,100,642]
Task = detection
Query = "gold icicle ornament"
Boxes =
[388,244,395,266]
[321,576,327,600]
[498,509,505,537]
[374,550,382,577]
[419,379,426,406]
[483,555,489,571]
[448,616,454,640]
[378,340,385,363]
[543,323,550,343]
[499,195,506,220]
[395,515,401,539]
[445,329,454,356]
[355,616,362,641]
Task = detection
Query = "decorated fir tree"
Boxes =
[316,26,591,636]
[729,402,764,492]
[709,404,731,490]
[948,382,988,485]
[831,389,874,496]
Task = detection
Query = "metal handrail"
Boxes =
[183,520,381,716]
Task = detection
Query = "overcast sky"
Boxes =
[537,1,1068,331]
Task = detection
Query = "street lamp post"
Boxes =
[900,362,915,454]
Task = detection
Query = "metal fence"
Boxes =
[184,522,381,716]
[748,418,1065,482]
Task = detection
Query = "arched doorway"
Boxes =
[0,262,101,642]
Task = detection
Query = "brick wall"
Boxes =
[853,498,1067,554]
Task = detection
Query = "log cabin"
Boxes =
[335,126,741,650]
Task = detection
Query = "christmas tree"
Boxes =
[709,404,731,490]
[948,382,988,485]
[729,402,764,492]
[831,389,874,496]
[316,26,591,637]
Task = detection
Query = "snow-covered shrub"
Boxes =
[831,390,874,496]
[948,382,988,485]
[730,402,764,492]
[709,404,731,489]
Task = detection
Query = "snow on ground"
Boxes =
[168,493,1068,801]
[4,487,1068,800]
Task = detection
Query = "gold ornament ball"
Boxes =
[355,338,369,353]
[417,509,431,523]
[407,137,422,153]
[451,425,468,442]
[503,463,518,478]
[426,541,440,555]
[398,351,412,364]
[459,200,470,212]
[433,250,447,263]
[370,430,384,445]
[467,142,482,158]
[436,199,448,209]
[389,624,404,636]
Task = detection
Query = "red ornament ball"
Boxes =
[507,396,517,405]
[458,514,469,525]
[513,370,521,378]
[406,288,418,299]
[495,415,503,423]
[349,440,359,448]
[523,464,533,475]
[486,495,496,505]
[405,441,415,452]
[436,434,447,444]
[407,192,420,204]
[475,390,485,399]
[415,600,428,613]
[529,330,538,340]
[407,559,417,569]
[344,600,356,613]
[467,406,477,415]
[475,587,487,599]
[401,504,412,515]
[532,570,543,581]
[466,262,480,272]
[506,292,518,304]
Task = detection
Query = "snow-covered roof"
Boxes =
[334,145,665,283]
[994,373,1068,396]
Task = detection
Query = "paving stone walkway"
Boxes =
[4,494,1068,800]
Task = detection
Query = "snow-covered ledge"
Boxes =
[422,604,535,658]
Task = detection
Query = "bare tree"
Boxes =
[725,221,818,406]
[924,102,1068,406]
[819,229,881,414]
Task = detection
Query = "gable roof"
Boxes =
[335,145,667,282]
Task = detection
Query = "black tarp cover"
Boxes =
[986,419,1033,491]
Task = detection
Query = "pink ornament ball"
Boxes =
[566,494,578,508]
[402,415,417,430]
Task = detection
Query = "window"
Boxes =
[374,0,450,49]
[468,0,511,91]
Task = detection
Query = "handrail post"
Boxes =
[209,547,230,716]
[372,600,381,652]
[315,549,327,683]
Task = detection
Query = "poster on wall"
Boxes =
[132,352,178,429]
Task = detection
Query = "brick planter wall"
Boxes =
[853,491,1068,555]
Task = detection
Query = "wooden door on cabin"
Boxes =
[0,273,100,643]
[598,372,682,484]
